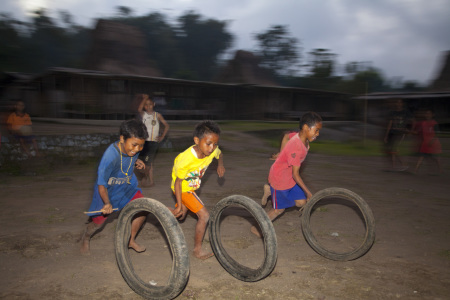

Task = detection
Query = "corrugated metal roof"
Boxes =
[354,91,450,100]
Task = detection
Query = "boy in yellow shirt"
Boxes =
[170,121,225,259]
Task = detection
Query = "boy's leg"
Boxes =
[148,163,154,186]
[18,137,31,156]
[261,184,271,206]
[80,221,103,254]
[414,156,424,174]
[129,212,147,252]
[194,207,213,259]
[251,208,285,237]
[141,164,152,187]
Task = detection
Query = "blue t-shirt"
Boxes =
[87,142,141,216]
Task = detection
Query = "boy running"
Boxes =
[170,121,225,259]
[252,112,322,237]
[80,119,148,254]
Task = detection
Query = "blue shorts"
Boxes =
[270,184,306,209]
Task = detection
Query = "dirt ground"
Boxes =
[0,126,449,300]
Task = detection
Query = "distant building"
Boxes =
[0,67,353,121]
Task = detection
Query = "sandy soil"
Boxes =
[0,128,449,300]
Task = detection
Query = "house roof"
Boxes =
[31,67,349,97]
[353,91,450,100]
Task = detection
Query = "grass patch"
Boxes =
[438,249,450,260]
[311,140,383,156]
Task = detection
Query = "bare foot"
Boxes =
[250,226,262,238]
[194,250,214,260]
[129,240,146,253]
[80,240,90,255]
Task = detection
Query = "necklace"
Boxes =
[119,142,133,178]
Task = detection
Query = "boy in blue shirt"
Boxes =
[80,119,148,254]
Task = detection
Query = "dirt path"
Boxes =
[0,130,449,299]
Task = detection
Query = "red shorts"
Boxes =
[92,190,144,225]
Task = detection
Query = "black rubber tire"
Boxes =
[115,198,190,300]
[301,187,376,261]
[209,195,277,282]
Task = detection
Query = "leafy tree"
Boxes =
[176,11,233,80]
[112,12,181,77]
[116,6,134,17]
[307,48,336,78]
[0,13,25,71]
[254,25,300,76]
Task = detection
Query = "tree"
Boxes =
[112,12,181,77]
[176,11,233,80]
[307,48,336,78]
[254,25,300,76]
[0,13,25,71]
[116,6,134,17]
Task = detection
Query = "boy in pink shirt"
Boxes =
[252,112,322,237]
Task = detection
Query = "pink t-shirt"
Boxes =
[268,134,308,190]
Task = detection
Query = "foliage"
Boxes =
[254,25,300,76]
[0,8,420,92]
[0,8,234,82]
[176,11,234,80]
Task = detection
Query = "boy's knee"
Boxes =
[197,208,209,221]
[274,208,285,216]
[295,199,307,207]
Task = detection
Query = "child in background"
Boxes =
[137,94,170,187]
[170,121,225,259]
[413,109,442,174]
[80,119,148,254]
[6,101,41,157]
[252,112,322,237]
[383,99,413,171]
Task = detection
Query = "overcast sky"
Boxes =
[3,0,450,85]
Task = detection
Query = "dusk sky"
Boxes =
[3,0,450,85]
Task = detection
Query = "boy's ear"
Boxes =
[119,135,125,144]
[193,136,200,145]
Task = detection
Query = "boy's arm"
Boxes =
[137,95,146,115]
[98,185,114,214]
[292,165,312,201]
[217,153,225,177]
[157,113,170,142]
[172,177,186,219]
[384,120,392,143]
[279,133,291,152]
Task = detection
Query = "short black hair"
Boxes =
[120,119,148,140]
[193,120,221,139]
[300,112,322,129]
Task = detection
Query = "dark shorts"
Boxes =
[13,134,36,143]
[139,141,159,165]
[385,132,403,154]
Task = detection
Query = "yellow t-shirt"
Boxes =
[171,145,221,192]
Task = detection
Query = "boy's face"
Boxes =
[193,132,219,159]
[144,100,155,112]
[119,136,145,157]
[304,122,322,143]
[16,102,25,112]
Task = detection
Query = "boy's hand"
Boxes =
[135,159,145,170]
[306,191,313,202]
[172,204,188,220]
[172,206,183,218]
[217,165,225,177]
[102,203,113,214]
